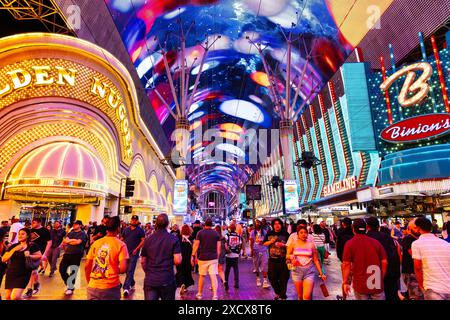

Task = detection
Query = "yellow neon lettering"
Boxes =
[55,66,76,86]
[107,88,120,109]
[0,82,11,98]
[32,66,54,85]
[90,77,108,98]
[6,68,32,90]
[380,62,432,107]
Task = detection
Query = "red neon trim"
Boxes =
[431,36,450,113]
[380,56,394,124]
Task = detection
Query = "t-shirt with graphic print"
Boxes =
[264,230,289,259]
[250,229,268,254]
[225,232,242,258]
[30,227,51,254]
[87,235,129,289]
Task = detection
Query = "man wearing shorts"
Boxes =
[250,220,270,288]
[191,218,221,300]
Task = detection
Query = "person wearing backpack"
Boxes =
[224,223,242,290]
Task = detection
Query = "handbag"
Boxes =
[25,254,41,270]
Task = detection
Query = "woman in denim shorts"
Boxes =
[286,225,326,300]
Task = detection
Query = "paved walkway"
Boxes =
[1,250,344,300]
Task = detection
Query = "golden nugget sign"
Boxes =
[323,176,358,197]
[0,63,133,159]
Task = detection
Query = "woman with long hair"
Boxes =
[176,224,195,294]
[286,225,326,300]
[2,228,42,300]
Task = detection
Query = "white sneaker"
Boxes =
[256,278,261,287]
[212,295,218,300]
[64,289,74,296]
[123,289,130,297]
[263,279,270,289]
[196,293,202,300]
[180,284,186,295]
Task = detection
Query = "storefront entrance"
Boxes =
[18,202,77,226]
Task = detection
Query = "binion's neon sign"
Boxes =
[380,62,433,107]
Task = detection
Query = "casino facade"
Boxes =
[0,33,175,225]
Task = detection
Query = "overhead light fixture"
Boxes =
[295,151,321,169]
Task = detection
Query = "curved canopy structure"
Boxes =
[5,142,107,201]
[105,0,381,197]
[131,179,167,212]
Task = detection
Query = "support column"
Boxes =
[280,120,295,180]
[174,116,189,226]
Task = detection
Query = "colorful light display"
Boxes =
[368,37,450,157]
[105,0,368,195]
[284,180,299,213]
[173,180,189,215]
[380,114,450,143]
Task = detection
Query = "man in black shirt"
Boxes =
[192,218,220,300]
[224,224,242,290]
[60,220,88,295]
[336,218,353,262]
[263,218,290,300]
[91,216,109,245]
[47,220,66,277]
[121,215,145,296]
[0,227,6,244]
[336,217,353,300]
[366,217,401,301]
[141,214,181,300]
[401,219,422,300]
[0,221,9,237]
[23,217,51,298]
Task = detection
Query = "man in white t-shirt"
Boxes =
[412,217,450,300]
[286,219,314,247]
[8,217,24,246]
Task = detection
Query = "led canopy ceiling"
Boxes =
[105,0,376,196]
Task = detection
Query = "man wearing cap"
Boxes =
[120,215,145,297]
[366,216,401,300]
[59,220,88,296]
[341,218,388,300]
[336,217,353,262]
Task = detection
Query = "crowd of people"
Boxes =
[0,213,449,300]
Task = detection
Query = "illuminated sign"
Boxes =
[245,185,261,201]
[380,62,433,107]
[380,113,450,143]
[323,176,358,197]
[0,62,133,159]
[173,180,188,215]
[284,180,299,212]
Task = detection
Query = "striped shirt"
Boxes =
[313,233,326,248]
[412,233,450,294]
